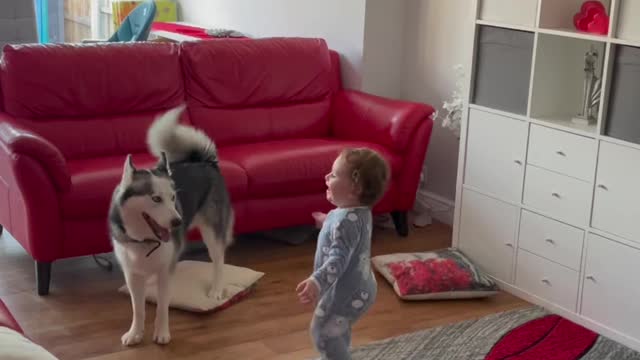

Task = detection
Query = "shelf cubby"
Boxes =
[478,0,539,28]
[615,0,640,44]
[603,44,640,144]
[530,33,606,133]
[539,0,611,38]
[472,25,534,116]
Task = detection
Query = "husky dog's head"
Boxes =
[115,152,182,242]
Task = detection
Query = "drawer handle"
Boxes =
[551,192,561,199]
[514,160,523,165]
[541,278,551,286]
[505,243,514,248]
[556,150,566,156]
[545,238,555,245]
[586,275,596,282]
[597,184,608,191]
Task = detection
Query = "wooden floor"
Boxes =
[0,222,529,359]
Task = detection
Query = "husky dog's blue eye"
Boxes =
[151,195,163,203]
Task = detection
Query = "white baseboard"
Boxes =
[415,190,455,226]
[494,278,640,353]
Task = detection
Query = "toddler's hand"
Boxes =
[311,212,327,229]
[296,278,319,305]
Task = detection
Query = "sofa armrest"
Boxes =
[0,120,71,192]
[0,118,66,262]
[330,90,435,153]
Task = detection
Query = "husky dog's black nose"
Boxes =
[171,218,182,228]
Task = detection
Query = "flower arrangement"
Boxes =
[432,64,465,138]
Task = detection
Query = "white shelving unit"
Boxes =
[615,0,640,43]
[529,33,606,134]
[454,0,640,352]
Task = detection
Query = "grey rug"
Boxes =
[343,306,640,360]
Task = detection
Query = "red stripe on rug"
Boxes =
[485,315,598,360]
[486,315,561,359]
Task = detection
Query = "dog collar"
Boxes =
[121,236,163,257]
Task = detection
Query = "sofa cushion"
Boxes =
[219,139,402,199]
[62,153,248,219]
[188,100,331,146]
[1,42,183,118]
[11,110,190,160]
[372,248,499,300]
[181,37,331,107]
[182,38,333,145]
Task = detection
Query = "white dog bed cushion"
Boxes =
[372,248,498,300]
[0,327,59,360]
[119,261,265,313]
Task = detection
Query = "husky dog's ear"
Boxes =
[157,151,172,176]
[121,154,136,185]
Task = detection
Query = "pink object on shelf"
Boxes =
[573,1,609,35]
[151,22,248,40]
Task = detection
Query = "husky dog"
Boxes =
[109,105,234,346]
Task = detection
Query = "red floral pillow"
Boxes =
[372,248,498,300]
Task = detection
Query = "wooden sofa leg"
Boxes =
[36,261,52,296]
[391,211,409,237]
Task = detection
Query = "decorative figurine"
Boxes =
[572,45,601,126]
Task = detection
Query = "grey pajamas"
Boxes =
[310,207,377,360]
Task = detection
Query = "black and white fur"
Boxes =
[109,105,234,346]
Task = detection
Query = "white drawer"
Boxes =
[459,189,518,284]
[582,233,640,340]
[518,210,584,270]
[464,108,528,203]
[516,249,579,312]
[592,141,640,242]
[523,165,592,226]
[527,124,597,181]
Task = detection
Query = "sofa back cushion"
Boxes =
[181,37,334,145]
[0,43,184,159]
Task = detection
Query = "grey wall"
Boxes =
[0,0,38,47]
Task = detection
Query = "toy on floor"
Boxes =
[119,260,264,313]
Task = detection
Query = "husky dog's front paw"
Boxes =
[207,287,226,300]
[121,329,144,346]
[153,326,171,345]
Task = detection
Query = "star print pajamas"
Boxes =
[310,207,377,360]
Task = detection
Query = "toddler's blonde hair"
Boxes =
[340,148,390,207]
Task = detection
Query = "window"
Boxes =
[96,0,114,38]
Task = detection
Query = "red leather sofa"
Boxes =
[0,38,434,295]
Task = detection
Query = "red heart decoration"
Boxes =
[587,12,609,34]
[581,0,605,14]
[573,13,590,31]
[573,1,608,34]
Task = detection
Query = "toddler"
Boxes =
[296,147,390,360]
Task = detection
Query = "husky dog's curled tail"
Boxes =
[147,105,218,164]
